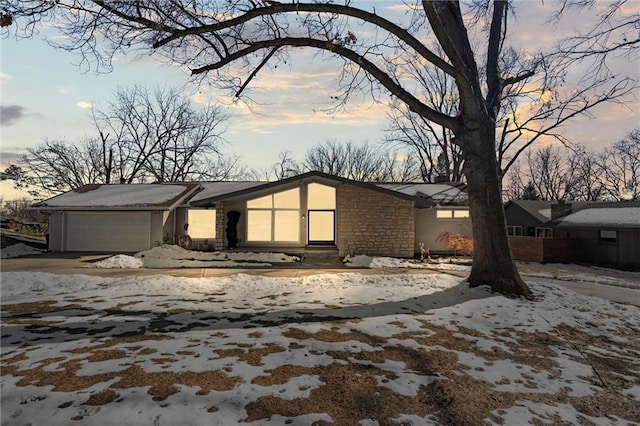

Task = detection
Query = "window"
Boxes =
[453,210,470,218]
[187,209,216,239]
[599,230,617,242]
[507,225,523,236]
[247,188,300,242]
[536,227,553,238]
[436,208,469,219]
[307,183,336,209]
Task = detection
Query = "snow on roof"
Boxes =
[189,181,265,203]
[377,183,468,204]
[557,207,640,228]
[36,184,196,209]
[538,208,551,220]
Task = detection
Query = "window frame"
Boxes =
[599,230,617,243]
[507,225,523,236]
[246,188,301,243]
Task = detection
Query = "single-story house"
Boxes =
[33,171,471,257]
[552,201,640,270]
[503,200,592,237]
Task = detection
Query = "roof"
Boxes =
[189,181,266,203]
[188,171,417,206]
[504,200,593,223]
[30,172,471,211]
[376,182,468,206]
[33,183,201,211]
[504,200,555,223]
[555,201,640,229]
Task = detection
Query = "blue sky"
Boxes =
[1,1,638,199]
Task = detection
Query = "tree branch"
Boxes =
[192,37,459,131]
[152,1,456,77]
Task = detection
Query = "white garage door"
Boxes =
[65,212,151,252]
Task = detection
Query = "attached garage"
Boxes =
[64,212,151,252]
[33,183,201,253]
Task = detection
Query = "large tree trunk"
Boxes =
[462,124,533,299]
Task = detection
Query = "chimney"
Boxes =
[551,200,572,220]
[434,174,449,183]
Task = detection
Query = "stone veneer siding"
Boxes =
[215,201,226,250]
[337,184,414,258]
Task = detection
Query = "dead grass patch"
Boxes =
[66,334,172,354]
[213,343,286,366]
[284,327,386,347]
[84,389,119,406]
[1,301,83,314]
[112,364,240,401]
[0,317,65,326]
[86,349,127,362]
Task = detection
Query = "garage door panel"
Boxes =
[65,212,150,252]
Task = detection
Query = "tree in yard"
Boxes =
[13,86,244,197]
[4,1,638,297]
[600,128,640,201]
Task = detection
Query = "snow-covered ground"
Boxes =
[88,244,301,268]
[2,271,639,425]
[0,243,44,259]
[344,254,472,271]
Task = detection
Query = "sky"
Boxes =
[0,1,638,200]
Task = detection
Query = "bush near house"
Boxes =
[435,231,473,256]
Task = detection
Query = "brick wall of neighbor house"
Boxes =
[509,236,578,263]
[337,184,414,257]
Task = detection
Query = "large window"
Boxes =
[187,209,216,238]
[247,188,300,242]
[307,183,336,209]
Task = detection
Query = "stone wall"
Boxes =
[215,202,226,250]
[337,184,414,257]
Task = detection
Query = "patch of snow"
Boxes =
[0,243,44,259]
[39,184,189,207]
[89,244,299,268]
[538,208,551,219]
[343,254,472,271]
[88,254,144,269]
[557,207,640,227]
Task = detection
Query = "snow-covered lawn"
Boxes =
[344,254,472,271]
[2,271,639,425]
[88,244,301,268]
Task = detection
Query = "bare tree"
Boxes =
[93,86,230,183]
[384,53,464,183]
[14,86,243,197]
[503,145,605,202]
[249,150,301,181]
[5,1,637,295]
[600,128,640,200]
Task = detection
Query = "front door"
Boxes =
[308,210,335,244]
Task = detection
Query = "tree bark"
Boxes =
[461,121,533,299]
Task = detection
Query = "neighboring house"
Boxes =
[553,201,640,270]
[33,171,471,257]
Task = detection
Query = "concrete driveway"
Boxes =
[2,253,638,306]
